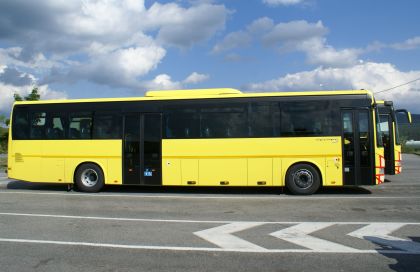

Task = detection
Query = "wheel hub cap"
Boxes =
[81,169,98,187]
[293,170,314,189]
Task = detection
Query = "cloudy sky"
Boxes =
[1,0,420,114]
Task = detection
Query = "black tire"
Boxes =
[74,163,104,193]
[286,163,321,195]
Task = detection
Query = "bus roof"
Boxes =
[13,89,374,105]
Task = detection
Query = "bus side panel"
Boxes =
[199,158,247,186]
[41,157,65,183]
[9,140,43,182]
[181,159,198,185]
[394,144,402,174]
[394,121,402,174]
[107,156,123,185]
[375,148,385,184]
[248,158,273,186]
[162,137,341,187]
[325,156,343,186]
[162,158,181,185]
[272,158,282,186]
[45,140,122,185]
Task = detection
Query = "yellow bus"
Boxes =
[7,89,384,194]
[377,100,411,175]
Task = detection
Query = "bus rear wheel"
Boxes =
[75,163,104,193]
[286,164,320,195]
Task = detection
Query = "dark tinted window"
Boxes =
[359,111,370,166]
[69,112,92,139]
[164,108,200,138]
[12,108,29,140]
[200,104,247,138]
[281,101,333,136]
[249,102,280,137]
[30,112,46,139]
[46,113,67,139]
[93,112,121,139]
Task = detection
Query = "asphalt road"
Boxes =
[0,155,419,271]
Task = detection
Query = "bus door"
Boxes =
[341,109,373,185]
[123,113,162,185]
[379,113,394,175]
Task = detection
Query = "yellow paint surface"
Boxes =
[8,140,122,184]
[162,137,343,187]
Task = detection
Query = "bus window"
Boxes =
[342,112,354,165]
[69,112,92,139]
[164,108,200,139]
[200,104,247,138]
[379,115,390,148]
[281,101,332,136]
[93,113,121,139]
[46,113,67,139]
[249,102,280,137]
[30,112,46,139]
[12,108,29,140]
[359,111,370,167]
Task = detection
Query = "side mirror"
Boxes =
[395,109,412,124]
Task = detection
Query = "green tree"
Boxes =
[24,87,41,101]
[13,93,23,101]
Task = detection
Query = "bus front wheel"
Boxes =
[286,164,320,195]
[75,163,104,193]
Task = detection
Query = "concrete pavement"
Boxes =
[0,154,419,271]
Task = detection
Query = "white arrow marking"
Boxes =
[194,222,267,251]
[270,223,358,252]
[348,223,420,253]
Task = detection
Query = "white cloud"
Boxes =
[0,0,230,89]
[245,62,420,111]
[0,66,67,113]
[246,17,274,34]
[212,31,252,53]
[214,18,360,67]
[262,0,304,6]
[70,46,166,88]
[150,3,229,48]
[261,20,358,67]
[391,36,420,50]
[262,20,327,46]
[300,38,362,67]
[144,74,181,90]
[0,67,35,86]
[183,72,210,84]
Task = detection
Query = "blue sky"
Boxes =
[1,0,420,113]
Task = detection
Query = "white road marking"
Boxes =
[194,222,267,251]
[1,212,420,225]
[270,223,358,252]
[0,237,417,254]
[0,213,419,253]
[348,223,420,253]
[1,190,420,200]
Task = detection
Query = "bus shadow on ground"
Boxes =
[5,180,372,195]
[369,236,420,272]
[6,180,69,191]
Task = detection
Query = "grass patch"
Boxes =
[0,156,6,170]
[0,127,7,154]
